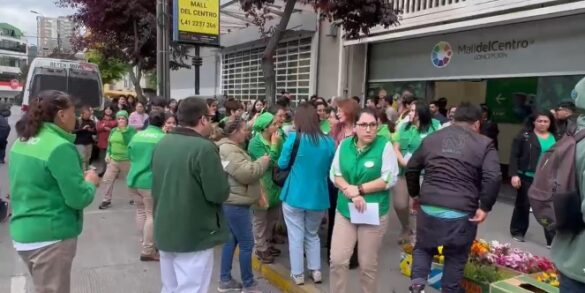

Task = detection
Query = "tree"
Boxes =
[86,49,128,85]
[240,0,400,104]
[58,0,155,99]
[58,0,190,100]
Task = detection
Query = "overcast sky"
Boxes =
[0,0,75,45]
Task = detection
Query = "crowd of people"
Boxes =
[4,77,585,293]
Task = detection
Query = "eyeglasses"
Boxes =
[356,122,378,130]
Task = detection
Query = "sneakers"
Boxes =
[409,284,426,293]
[512,235,525,242]
[140,253,160,262]
[98,201,111,210]
[255,250,274,264]
[310,270,322,284]
[217,279,242,292]
[241,283,263,293]
[291,274,304,285]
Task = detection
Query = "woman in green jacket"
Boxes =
[247,112,283,264]
[9,90,100,293]
[99,110,137,209]
[392,100,441,244]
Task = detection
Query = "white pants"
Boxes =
[159,248,214,293]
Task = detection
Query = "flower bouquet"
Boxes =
[469,240,556,274]
[535,271,560,287]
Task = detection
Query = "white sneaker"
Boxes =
[291,274,304,285]
[311,270,322,284]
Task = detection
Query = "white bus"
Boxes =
[21,58,104,111]
[0,35,27,103]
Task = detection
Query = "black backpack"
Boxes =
[528,122,585,233]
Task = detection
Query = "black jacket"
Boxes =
[480,119,499,150]
[74,118,96,145]
[508,129,558,177]
[0,116,10,139]
[405,125,502,213]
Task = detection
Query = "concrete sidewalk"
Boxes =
[251,200,550,293]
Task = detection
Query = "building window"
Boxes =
[222,37,312,103]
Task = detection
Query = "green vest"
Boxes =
[337,136,390,218]
[127,126,165,189]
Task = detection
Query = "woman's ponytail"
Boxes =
[18,90,72,141]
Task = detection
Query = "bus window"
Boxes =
[68,69,101,108]
[30,68,67,99]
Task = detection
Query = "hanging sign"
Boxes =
[173,0,220,46]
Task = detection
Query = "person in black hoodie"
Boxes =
[74,107,97,171]
[508,110,558,247]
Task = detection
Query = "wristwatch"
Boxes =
[358,185,365,196]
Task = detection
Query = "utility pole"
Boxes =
[192,46,202,95]
[156,0,171,99]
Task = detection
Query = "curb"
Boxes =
[251,255,321,293]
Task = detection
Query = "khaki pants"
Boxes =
[393,177,413,235]
[330,212,389,293]
[76,144,93,171]
[130,188,155,255]
[252,207,280,252]
[101,160,130,203]
[17,238,78,293]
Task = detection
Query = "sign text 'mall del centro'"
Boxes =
[174,0,220,46]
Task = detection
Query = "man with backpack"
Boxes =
[549,77,585,292]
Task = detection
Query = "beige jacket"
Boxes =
[216,138,269,206]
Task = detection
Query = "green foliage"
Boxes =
[463,262,516,284]
[86,50,128,84]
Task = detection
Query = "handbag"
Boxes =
[272,133,301,187]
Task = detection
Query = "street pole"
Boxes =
[194,46,200,95]
[156,0,163,97]
[156,0,171,100]
[162,0,171,100]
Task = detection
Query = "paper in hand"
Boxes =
[348,202,380,225]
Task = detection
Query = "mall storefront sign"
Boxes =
[368,14,585,82]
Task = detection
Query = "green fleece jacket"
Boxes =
[107,126,137,161]
[127,126,165,189]
[551,115,585,283]
[152,127,230,252]
[247,133,282,209]
[9,123,96,243]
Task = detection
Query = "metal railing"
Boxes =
[392,0,467,15]
[367,0,574,35]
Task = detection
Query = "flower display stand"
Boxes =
[490,275,560,293]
